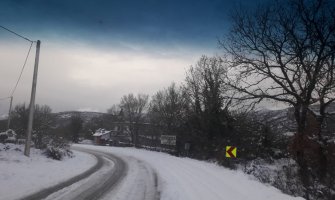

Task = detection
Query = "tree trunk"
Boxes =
[293,104,310,199]
[316,113,328,181]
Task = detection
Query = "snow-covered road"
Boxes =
[75,144,305,200]
[21,147,159,200]
[1,144,305,200]
[21,148,123,200]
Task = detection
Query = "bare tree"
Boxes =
[10,104,29,137]
[10,104,53,148]
[120,93,149,146]
[222,0,335,196]
[70,114,83,143]
[33,105,53,149]
[224,0,335,130]
[185,55,233,141]
[149,83,189,129]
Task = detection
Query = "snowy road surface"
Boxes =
[21,146,159,200]
[1,144,304,200]
[74,144,305,200]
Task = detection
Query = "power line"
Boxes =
[10,41,34,96]
[0,25,34,42]
[0,25,35,97]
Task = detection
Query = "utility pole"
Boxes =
[7,96,13,130]
[24,40,41,157]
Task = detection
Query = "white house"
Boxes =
[93,129,111,145]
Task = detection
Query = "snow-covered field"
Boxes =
[0,144,96,200]
[75,144,305,200]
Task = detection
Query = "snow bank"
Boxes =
[75,144,305,200]
[0,144,96,200]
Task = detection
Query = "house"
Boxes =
[108,123,132,146]
[93,129,111,145]
[92,127,132,146]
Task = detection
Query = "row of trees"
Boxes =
[9,104,53,149]
[108,0,335,199]
[109,55,265,157]
[7,104,83,148]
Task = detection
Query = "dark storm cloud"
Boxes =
[0,0,259,48]
[0,0,269,115]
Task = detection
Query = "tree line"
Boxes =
[2,104,83,152]
[107,0,335,199]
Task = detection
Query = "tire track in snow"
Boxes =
[100,156,160,200]
[69,148,127,200]
[20,146,159,200]
[66,147,159,200]
[20,150,104,200]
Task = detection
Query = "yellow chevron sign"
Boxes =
[226,146,237,158]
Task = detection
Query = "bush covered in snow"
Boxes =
[43,137,73,160]
[241,158,305,197]
[43,146,72,160]
[240,158,335,200]
[0,129,17,144]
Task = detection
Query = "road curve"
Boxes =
[20,149,105,200]
[20,147,126,200]
[19,146,159,200]
[64,147,127,200]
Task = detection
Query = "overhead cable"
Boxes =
[0,25,34,42]
[9,41,33,96]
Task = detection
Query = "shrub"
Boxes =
[43,137,73,160]
[43,146,72,160]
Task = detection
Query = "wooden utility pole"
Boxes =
[24,40,41,157]
[7,96,13,130]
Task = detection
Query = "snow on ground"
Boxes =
[75,144,305,200]
[0,143,97,200]
[238,158,304,197]
[44,155,115,200]
[78,139,94,145]
[101,155,157,200]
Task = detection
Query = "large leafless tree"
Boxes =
[149,83,189,130]
[222,0,335,194]
[185,55,233,141]
[120,93,149,146]
[223,0,335,141]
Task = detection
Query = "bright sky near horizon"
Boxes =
[0,0,266,115]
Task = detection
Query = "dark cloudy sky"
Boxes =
[0,0,264,115]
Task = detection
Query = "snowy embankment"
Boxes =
[75,144,304,200]
[0,144,96,200]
